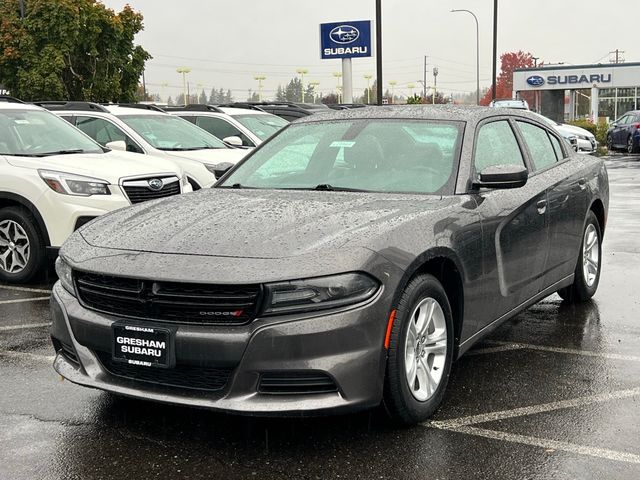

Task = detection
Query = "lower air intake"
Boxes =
[258,371,338,395]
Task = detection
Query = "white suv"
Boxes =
[165,105,288,148]
[37,102,247,189]
[0,99,189,283]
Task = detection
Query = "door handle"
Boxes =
[537,200,547,215]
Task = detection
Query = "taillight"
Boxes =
[634,123,640,129]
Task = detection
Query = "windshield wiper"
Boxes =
[38,149,86,156]
[158,146,221,151]
[312,184,371,192]
[0,152,43,157]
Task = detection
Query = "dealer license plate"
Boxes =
[112,324,171,367]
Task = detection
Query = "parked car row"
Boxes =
[1,97,303,282]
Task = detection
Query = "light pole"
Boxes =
[408,83,415,98]
[451,9,480,105]
[375,0,383,105]
[308,81,320,103]
[364,74,373,104]
[176,67,191,105]
[389,80,397,104]
[492,0,498,100]
[296,68,308,103]
[432,67,439,104]
[333,72,342,103]
[254,75,266,102]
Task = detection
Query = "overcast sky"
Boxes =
[103,0,637,101]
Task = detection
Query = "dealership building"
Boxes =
[513,62,640,123]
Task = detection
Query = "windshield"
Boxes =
[118,114,227,150]
[232,114,289,141]
[0,109,103,157]
[220,119,463,194]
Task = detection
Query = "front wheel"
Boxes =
[627,135,639,154]
[384,274,454,424]
[557,210,602,303]
[606,134,614,152]
[0,207,46,283]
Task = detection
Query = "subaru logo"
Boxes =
[329,25,360,44]
[147,178,164,191]
[526,75,545,87]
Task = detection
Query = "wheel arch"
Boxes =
[0,193,51,246]
[391,248,465,356]
[589,198,606,238]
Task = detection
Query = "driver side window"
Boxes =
[474,120,525,172]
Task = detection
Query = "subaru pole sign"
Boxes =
[320,20,372,59]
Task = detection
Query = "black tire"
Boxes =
[557,210,602,303]
[627,135,639,154]
[0,206,46,283]
[606,134,614,152]
[384,274,454,425]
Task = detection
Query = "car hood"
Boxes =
[164,148,246,166]
[6,151,182,183]
[559,124,595,138]
[79,188,446,259]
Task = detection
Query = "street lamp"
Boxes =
[254,75,266,102]
[176,67,191,105]
[308,81,320,103]
[296,68,308,103]
[408,83,415,98]
[389,80,397,104]
[492,0,498,100]
[451,9,480,105]
[364,74,373,104]
[333,72,342,103]
[432,67,439,104]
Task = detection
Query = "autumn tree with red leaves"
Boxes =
[480,51,536,106]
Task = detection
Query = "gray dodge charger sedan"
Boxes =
[50,106,609,424]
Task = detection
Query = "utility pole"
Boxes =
[491,0,498,100]
[609,49,625,64]
[423,55,428,100]
[19,0,25,18]
[375,0,383,106]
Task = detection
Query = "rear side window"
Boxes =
[195,116,253,147]
[549,134,566,161]
[474,120,525,172]
[517,121,558,171]
[75,116,143,153]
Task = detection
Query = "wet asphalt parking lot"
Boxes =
[1,154,639,480]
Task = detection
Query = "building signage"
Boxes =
[320,20,372,59]
[525,73,612,87]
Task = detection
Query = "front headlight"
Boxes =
[39,170,110,196]
[55,256,74,295]
[263,272,379,315]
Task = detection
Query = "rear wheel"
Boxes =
[557,211,601,303]
[0,207,46,283]
[384,274,454,424]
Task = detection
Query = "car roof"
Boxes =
[293,104,544,124]
[104,105,168,116]
[219,107,269,116]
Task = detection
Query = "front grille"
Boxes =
[258,372,338,395]
[74,271,262,325]
[96,351,232,391]
[122,176,180,204]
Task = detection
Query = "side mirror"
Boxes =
[212,162,235,179]
[474,164,528,189]
[223,136,243,147]
[105,140,127,151]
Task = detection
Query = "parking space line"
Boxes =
[428,387,640,429]
[0,323,50,332]
[0,285,52,294]
[0,297,50,305]
[438,425,640,465]
[0,350,54,363]
[487,340,640,362]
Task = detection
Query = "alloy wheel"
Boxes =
[404,297,448,402]
[0,220,31,274]
[628,136,634,154]
[582,223,599,287]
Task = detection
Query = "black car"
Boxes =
[607,110,640,153]
[50,106,609,424]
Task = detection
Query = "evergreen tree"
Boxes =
[167,96,174,106]
[176,93,185,105]
[198,89,207,104]
[208,87,217,104]
[275,85,286,102]
[226,89,233,103]
[218,88,225,104]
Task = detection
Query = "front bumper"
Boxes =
[50,281,393,415]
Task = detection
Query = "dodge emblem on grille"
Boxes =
[147,178,164,191]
